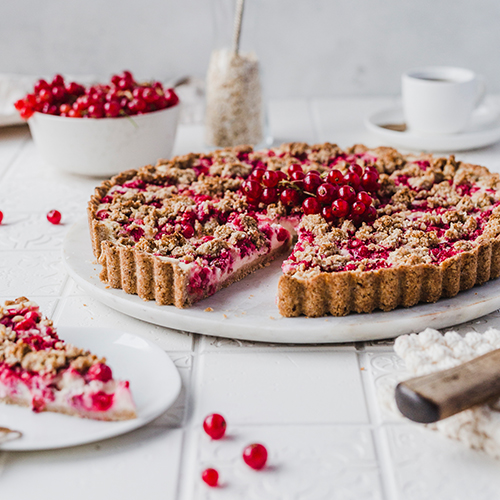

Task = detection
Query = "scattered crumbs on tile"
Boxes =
[222,314,227,319]
[241,311,246,315]
[264,262,270,267]
[270,316,275,320]
[205,307,214,312]
[360,367,365,371]
[105,285,110,289]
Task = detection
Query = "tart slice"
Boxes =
[0,297,136,421]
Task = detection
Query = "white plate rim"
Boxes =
[365,105,500,151]
[0,326,181,451]
[62,219,500,344]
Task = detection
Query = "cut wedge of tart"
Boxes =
[88,143,500,317]
[0,297,136,421]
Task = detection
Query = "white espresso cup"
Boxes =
[402,67,485,135]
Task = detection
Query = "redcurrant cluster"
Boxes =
[241,162,380,224]
[14,71,179,120]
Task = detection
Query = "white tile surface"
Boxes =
[194,351,368,425]
[0,427,184,500]
[2,99,500,500]
[187,425,383,500]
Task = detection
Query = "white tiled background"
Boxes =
[2,99,500,499]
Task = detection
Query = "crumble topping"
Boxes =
[0,298,105,376]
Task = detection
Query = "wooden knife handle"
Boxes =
[395,348,500,423]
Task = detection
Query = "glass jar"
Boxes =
[205,0,271,148]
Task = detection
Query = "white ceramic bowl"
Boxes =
[28,104,180,176]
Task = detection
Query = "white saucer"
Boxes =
[0,327,181,451]
[62,218,500,344]
[365,104,500,152]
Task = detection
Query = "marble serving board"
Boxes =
[63,219,500,344]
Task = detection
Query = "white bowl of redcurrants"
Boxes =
[15,71,180,176]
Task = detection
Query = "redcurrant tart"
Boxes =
[202,468,219,487]
[46,210,61,225]
[203,413,227,440]
[242,443,268,470]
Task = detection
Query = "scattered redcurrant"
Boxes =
[47,210,61,225]
[202,468,219,487]
[203,414,226,440]
[0,210,3,224]
[243,443,268,470]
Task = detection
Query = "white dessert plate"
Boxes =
[0,326,181,451]
[365,104,500,152]
[63,219,500,344]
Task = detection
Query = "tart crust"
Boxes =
[278,238,500,317]
[88,145,500,317]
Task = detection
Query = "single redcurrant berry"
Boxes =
[104,100,121,117]
[332,199,350,218]
[262,170,279,188]
[338,186,356,203]
[316,183,338,205]
[321,206,335,222]
[243,443,268,470]
[59,103,71,114]
[280,188,301,207]
[327,169,344,185]
[52,74,65,87]
[261,187,279,205]
[290,170,305,182]
[24,311,39,323]
[344,171,360,190]
[243,180,263,200]
[349,163,363,176]
[88,104,105,118]
[351,201,366,216]
[203,414,226,440]
[250,167,266,182]
[288,164,303,175]
[361,171,380,192]
[357,191,373,206]
[14,99,25,111]
[0,210,3,224]
[34,79,50,94]
[201,468,219,487]
[277,227,289,242]
[275,170,288,183]
[87,363,113,383]
[303,172,322,193]
[364,205,377,223]
[47,210,61,225]
[165,88,179,106]
[51,86,67,101]
[302,197,321,215]
[181,224,195,239]
[39,88,53,102]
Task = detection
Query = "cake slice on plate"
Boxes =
[0,297,136,421]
